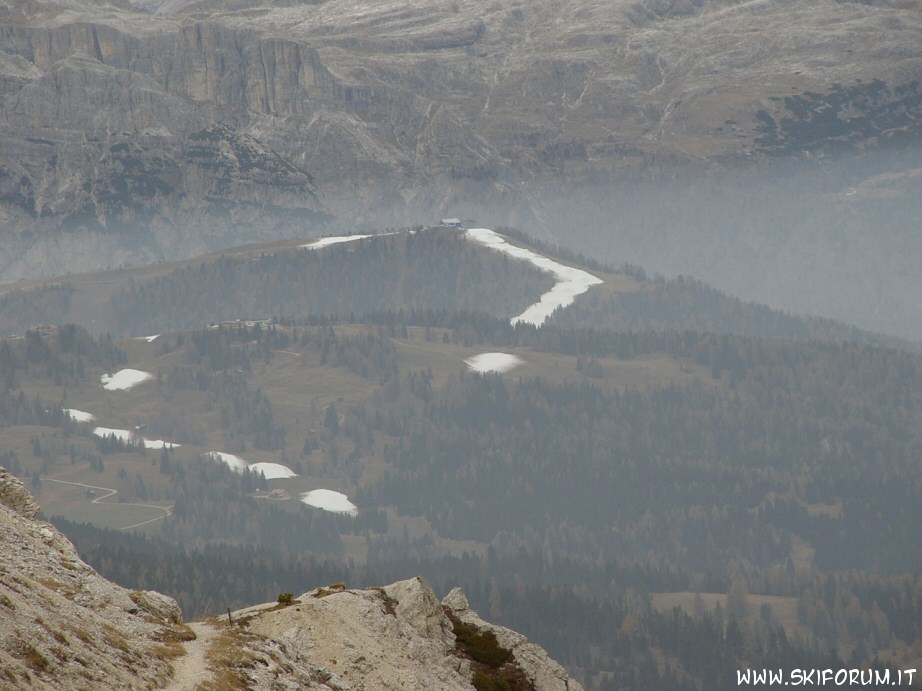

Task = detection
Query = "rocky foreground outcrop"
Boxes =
[0,467,582,690]
[232,578,582,690]
[0,468,186,689]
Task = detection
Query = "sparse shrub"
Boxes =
[101,624,131,654]
[21,644,49,673]
[49,629,68,646]
[203,628,261,690]
[71,628,93,645]
[150,641,186,661]
[452,621,511,668]
[153,623,196,644]
[371,586,398,616]
[312,582,346,599]
[472,669,512,691]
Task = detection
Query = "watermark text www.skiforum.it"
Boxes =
[737,668,916,686]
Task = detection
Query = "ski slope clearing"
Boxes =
[466,228,603,326]
[300,489,358,516]
[464,352,524,374]
[101,368,153,391]
[65,408,95,423]
[209,452,296,479]
[303,227,603,326]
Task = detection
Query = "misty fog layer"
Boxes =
[518,149,922,342]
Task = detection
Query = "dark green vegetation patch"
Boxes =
[755,79,922,154]
[452,620,512,668]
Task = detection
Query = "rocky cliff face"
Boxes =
[2,0,922,279]
[236,578,582,690]
[0,467,582,690]
[0,467,186,690]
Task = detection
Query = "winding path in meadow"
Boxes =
[45,477,173,530]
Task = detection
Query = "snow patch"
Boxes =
[302,231,401,250]
[250,462,298,480]
[300,489,358,516]
[301,234,373,250]
[208,452,297,479]
[142,438,180,450]
[466,228,603,326]
[93,427,133,443]
[65,408,95,423]
[209,451,249,472]
[92,427,180,449]
[464,352,524,374]
[101,369,153,391]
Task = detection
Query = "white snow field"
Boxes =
[93,427,133,443]
[301,234,373,250]
[249,462,298,480]
[209,452,297,479]
[209,451,248,472]
[141,437,181,450]
[302,230,402,251]
[65,408,95,423]
[464,352,524,374]
[300,489,358,516]
[465,228,603,326]
[92,427,180,449]
[100,368,153,391]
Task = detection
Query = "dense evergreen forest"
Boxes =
[2,233,921,688]
[110,231,552,336]
[549,274,908,347]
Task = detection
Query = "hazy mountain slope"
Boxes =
[0,228,560,336]
[0,226,910,350]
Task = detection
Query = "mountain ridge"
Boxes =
[1,226,914,351]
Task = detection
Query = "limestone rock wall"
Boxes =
[0,468,185,690]
[3,0,922,281]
